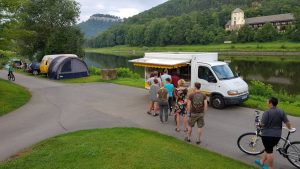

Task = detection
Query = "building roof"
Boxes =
[245,13,294,25]
[226,13,295,26]
[233,8,243,13]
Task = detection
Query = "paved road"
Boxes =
[0,71,299,169]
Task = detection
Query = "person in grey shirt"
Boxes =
[255,97,293,169]
[160,69,171,85]
[147,78,160,116]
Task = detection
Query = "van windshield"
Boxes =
[212,64,237,80]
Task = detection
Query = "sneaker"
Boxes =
[147,111,151,115]
[196,140,201,144]
[184,137,191,142]
[153,113,159,117]
[255,159,264,167]
[262,165,269,169]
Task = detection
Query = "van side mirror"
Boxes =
[208,76,217,83]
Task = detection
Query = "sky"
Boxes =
[76,0,168,22]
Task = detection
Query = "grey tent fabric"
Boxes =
[48,56,89,80]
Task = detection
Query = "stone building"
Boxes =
[225,8,295,31]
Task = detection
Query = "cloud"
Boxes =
[76,0,168,22]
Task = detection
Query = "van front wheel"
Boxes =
[211,95,225,109]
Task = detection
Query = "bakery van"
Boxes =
[129,52,248,109]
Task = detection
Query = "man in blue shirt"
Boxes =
[164,78,174,114]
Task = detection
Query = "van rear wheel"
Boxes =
[211,95,225,109]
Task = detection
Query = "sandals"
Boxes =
[184,128,188,132]
[184,137,191,142]
[175,128,180,132]
[196,140,201,144]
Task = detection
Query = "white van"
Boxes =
[129,52,248,109]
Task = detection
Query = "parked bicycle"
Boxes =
[237,110,300,168]
[8,73,15,81]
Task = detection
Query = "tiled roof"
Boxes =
[225,13,295,26]
[245,13,294,24]
[233,8,243,13]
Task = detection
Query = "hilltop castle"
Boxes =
[225,8,295,31]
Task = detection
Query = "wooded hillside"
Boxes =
[87,0,300,48]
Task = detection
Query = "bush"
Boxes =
[249,80,273,97]
[88,66,101,75]
[0,50,17,68]
[116,68,140,79]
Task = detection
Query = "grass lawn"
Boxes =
[62,75,145,88]
[85,41,300,57]
[243,96,300,117]
[0,128,255,169]
[0,79,31,116]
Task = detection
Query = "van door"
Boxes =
[196,65,217,95]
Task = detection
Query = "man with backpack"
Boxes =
[185,82,208,144]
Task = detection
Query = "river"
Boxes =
[84,53,300,95]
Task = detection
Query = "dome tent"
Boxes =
[48,56,89,80]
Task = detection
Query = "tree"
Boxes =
[125,25,145,46]
[255,23,278,42]
[237,25,255,42]
[18,0,83,61]
[45,26,84,57]
[0,0,28,50]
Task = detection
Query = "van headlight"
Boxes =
[228,90,239,96]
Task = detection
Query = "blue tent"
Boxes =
[48,56,89,80]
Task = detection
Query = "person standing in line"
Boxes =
[147,78,160,116]
[174,79,188,132]
[160,69,171,85]
[157,86,169,123]
[164,78,174,115]
[255,97,293,169]
[171,71,180,88]
[147,71,162,87]
[186,82,208,144]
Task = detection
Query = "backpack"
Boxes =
[191,92,205,111]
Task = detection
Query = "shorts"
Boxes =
[188,113,205,128]
[262,136,281,153]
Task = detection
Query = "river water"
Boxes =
[84,53,300,95]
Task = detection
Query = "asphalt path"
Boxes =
[0,70,299,169]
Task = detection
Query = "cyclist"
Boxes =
[255,97,293,169]
[8,64,14,78]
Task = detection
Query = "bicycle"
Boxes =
[237,110,300,168]
[8,72,15,81]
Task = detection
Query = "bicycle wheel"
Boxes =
[286,141,300,169]
[237,132,264,155]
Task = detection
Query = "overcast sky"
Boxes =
[76,0,168,22]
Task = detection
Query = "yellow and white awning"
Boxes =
[129,58,190,69]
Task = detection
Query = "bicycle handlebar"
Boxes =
[283,127,297,133]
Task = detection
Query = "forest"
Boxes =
[87,0,300,48]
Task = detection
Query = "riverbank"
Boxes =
[0,79,31,116]
[85,42,300,58]
[0,128,255,169]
